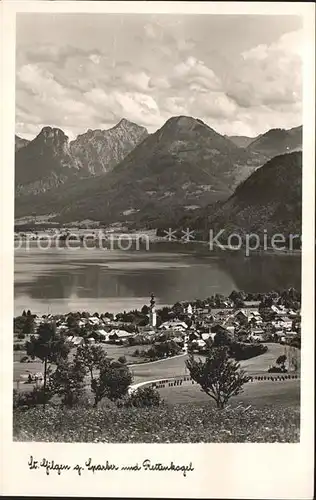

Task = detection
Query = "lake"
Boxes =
[14,242,301,316]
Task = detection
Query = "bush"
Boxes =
[268,366,288,373]
[13,387,53,410]
[289,336,301,349]
[14,344,24,351]
[143,340,182,361]
[117,355,127,364]
[20,355,29,363]
[230,342,268,361]
[118,387,162,408]
[18,333,26,340]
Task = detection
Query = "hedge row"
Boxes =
[141,373,299,391]
[249,374,299,382]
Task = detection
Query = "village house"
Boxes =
[225,325,235,335]
[243,300,261,308]
[201,332,215,342]
[159,320,188,331]
[92,329,111,342]
[66,336,84,347]
[281,317,293,330]
[249,310,263,323]
[210,324,233,336]
[55,324,68,334]
[192,338,206,352]
[108,329,134,344]
[188,330,200,342]
[234,310,250,326]
[141,325,156,335]
[88,317,102,327]
[249,328,265,342]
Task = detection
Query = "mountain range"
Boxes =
[15,119,148,196]
[14,117,302,232]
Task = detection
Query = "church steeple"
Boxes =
[150,293,155,309]
[149,293,157,327]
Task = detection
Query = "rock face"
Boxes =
[189,151,302,237]
[15,135,30,152]
[70,119,148,174]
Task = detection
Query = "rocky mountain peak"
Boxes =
[113,118,147,133]
[37,126,69,145]
[69,119,148,175]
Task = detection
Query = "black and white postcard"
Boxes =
[0,1,315,498]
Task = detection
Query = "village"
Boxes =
[14,288,301,386]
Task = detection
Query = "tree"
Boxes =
[75,343,108,381]
[276,354,287,371]
[234,298,245,309]
[121,386,162,408]
[91,360,133,406]
[75,344,132,406]
[50,358,86,407]
[66,314,79,328]
[185,346,250,409]
[158,306,172,323]
[289,335,301,350]
[172,302,182,317]
[141,305,149,315]
[22,314,35,334]
[26,322,70,409]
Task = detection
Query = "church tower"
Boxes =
[149,293,157,328]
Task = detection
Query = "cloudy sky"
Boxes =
[16,13,303,140]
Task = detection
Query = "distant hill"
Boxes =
[247,126,302,157]
[70,119,148,175]
[185,151,302,239]
[15,135,29,152]
[226,135,258,148]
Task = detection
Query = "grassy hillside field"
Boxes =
[14,343,299,408]
[159,379,300,407]
[13,342,300,442]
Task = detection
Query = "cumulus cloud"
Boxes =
[123,72,151,92]
[16,18,302,140]
[227,29,302,110]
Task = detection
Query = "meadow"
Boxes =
[13,402,300,443]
